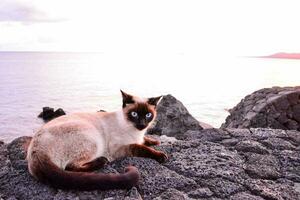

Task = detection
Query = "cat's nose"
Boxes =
[136,120,147,130]
[140,120,146,126]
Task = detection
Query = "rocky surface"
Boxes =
[0,128,299,200]
[222,86,300,130]
[147,94,204,137]
[1,93,300,199]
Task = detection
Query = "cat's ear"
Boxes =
[148,96,162,107]
[120,90,135,108]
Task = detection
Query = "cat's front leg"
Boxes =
[143,136,160,146]
[127,144,168,163]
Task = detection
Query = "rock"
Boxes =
[277,114,289,124]
[2,94,300,199]
[182,128,231,142]
[226,128,252,137]
[7,136,32,170]
[229,192,265,200]
[292,104,300,122]
[159,135,178,144]
[273,96,290,111]
[245,154,281,180]
[249,128,288,140]
[164,141,245,184]
[276,149,300,182]
[147,95,204,138]
[1,127,300,199]
[261,137,296,150]
[220,138,240,146]
[287,92,299,105]
[206,178,244,198]
[245,179,300,200]
[286,119,299,130]
[38,107,66,121]
[38,107,54,119]
[54,108,66,118]
[187,187,213,198]
[222,86,300,131]
[153,188,189,200]
[235,140,269,154]
[124,187,142,200]
[109,157,197,200]
[286,130,300,144]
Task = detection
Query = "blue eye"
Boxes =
[131,111,138,117]
[146,113,152,118]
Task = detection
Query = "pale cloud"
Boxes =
[0,0,300,54]
[0,0,64,23]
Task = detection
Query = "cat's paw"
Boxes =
[147,140,160,146]
[152,140,161,146]
[144,136,161,146]
[95,156,109,166]
[155,152,168,163]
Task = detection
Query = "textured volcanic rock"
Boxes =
[0,127,300,200]
[147,94,204,138]
[38,107,66,121]
[1,94,300,199]
[222,86,300,130]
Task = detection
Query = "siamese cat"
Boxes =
[27,90,167,190]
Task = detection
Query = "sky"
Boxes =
[0,0,300,137]
[1,0,300,57]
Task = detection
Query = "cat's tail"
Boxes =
[28,152,140,190]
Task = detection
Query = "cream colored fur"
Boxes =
[27,110,147,176]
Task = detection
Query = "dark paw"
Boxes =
[95,156,109,165]
[155,152,168,163]
[144,136,161,146]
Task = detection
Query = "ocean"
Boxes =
[0,51,299,142]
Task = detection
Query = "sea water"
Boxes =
[0,51,299,142]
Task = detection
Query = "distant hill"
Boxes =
[262,52,300,59]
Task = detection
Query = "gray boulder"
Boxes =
[222,86,300,130]
[147,94,204,138]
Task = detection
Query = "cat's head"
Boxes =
[120,90,161,130]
